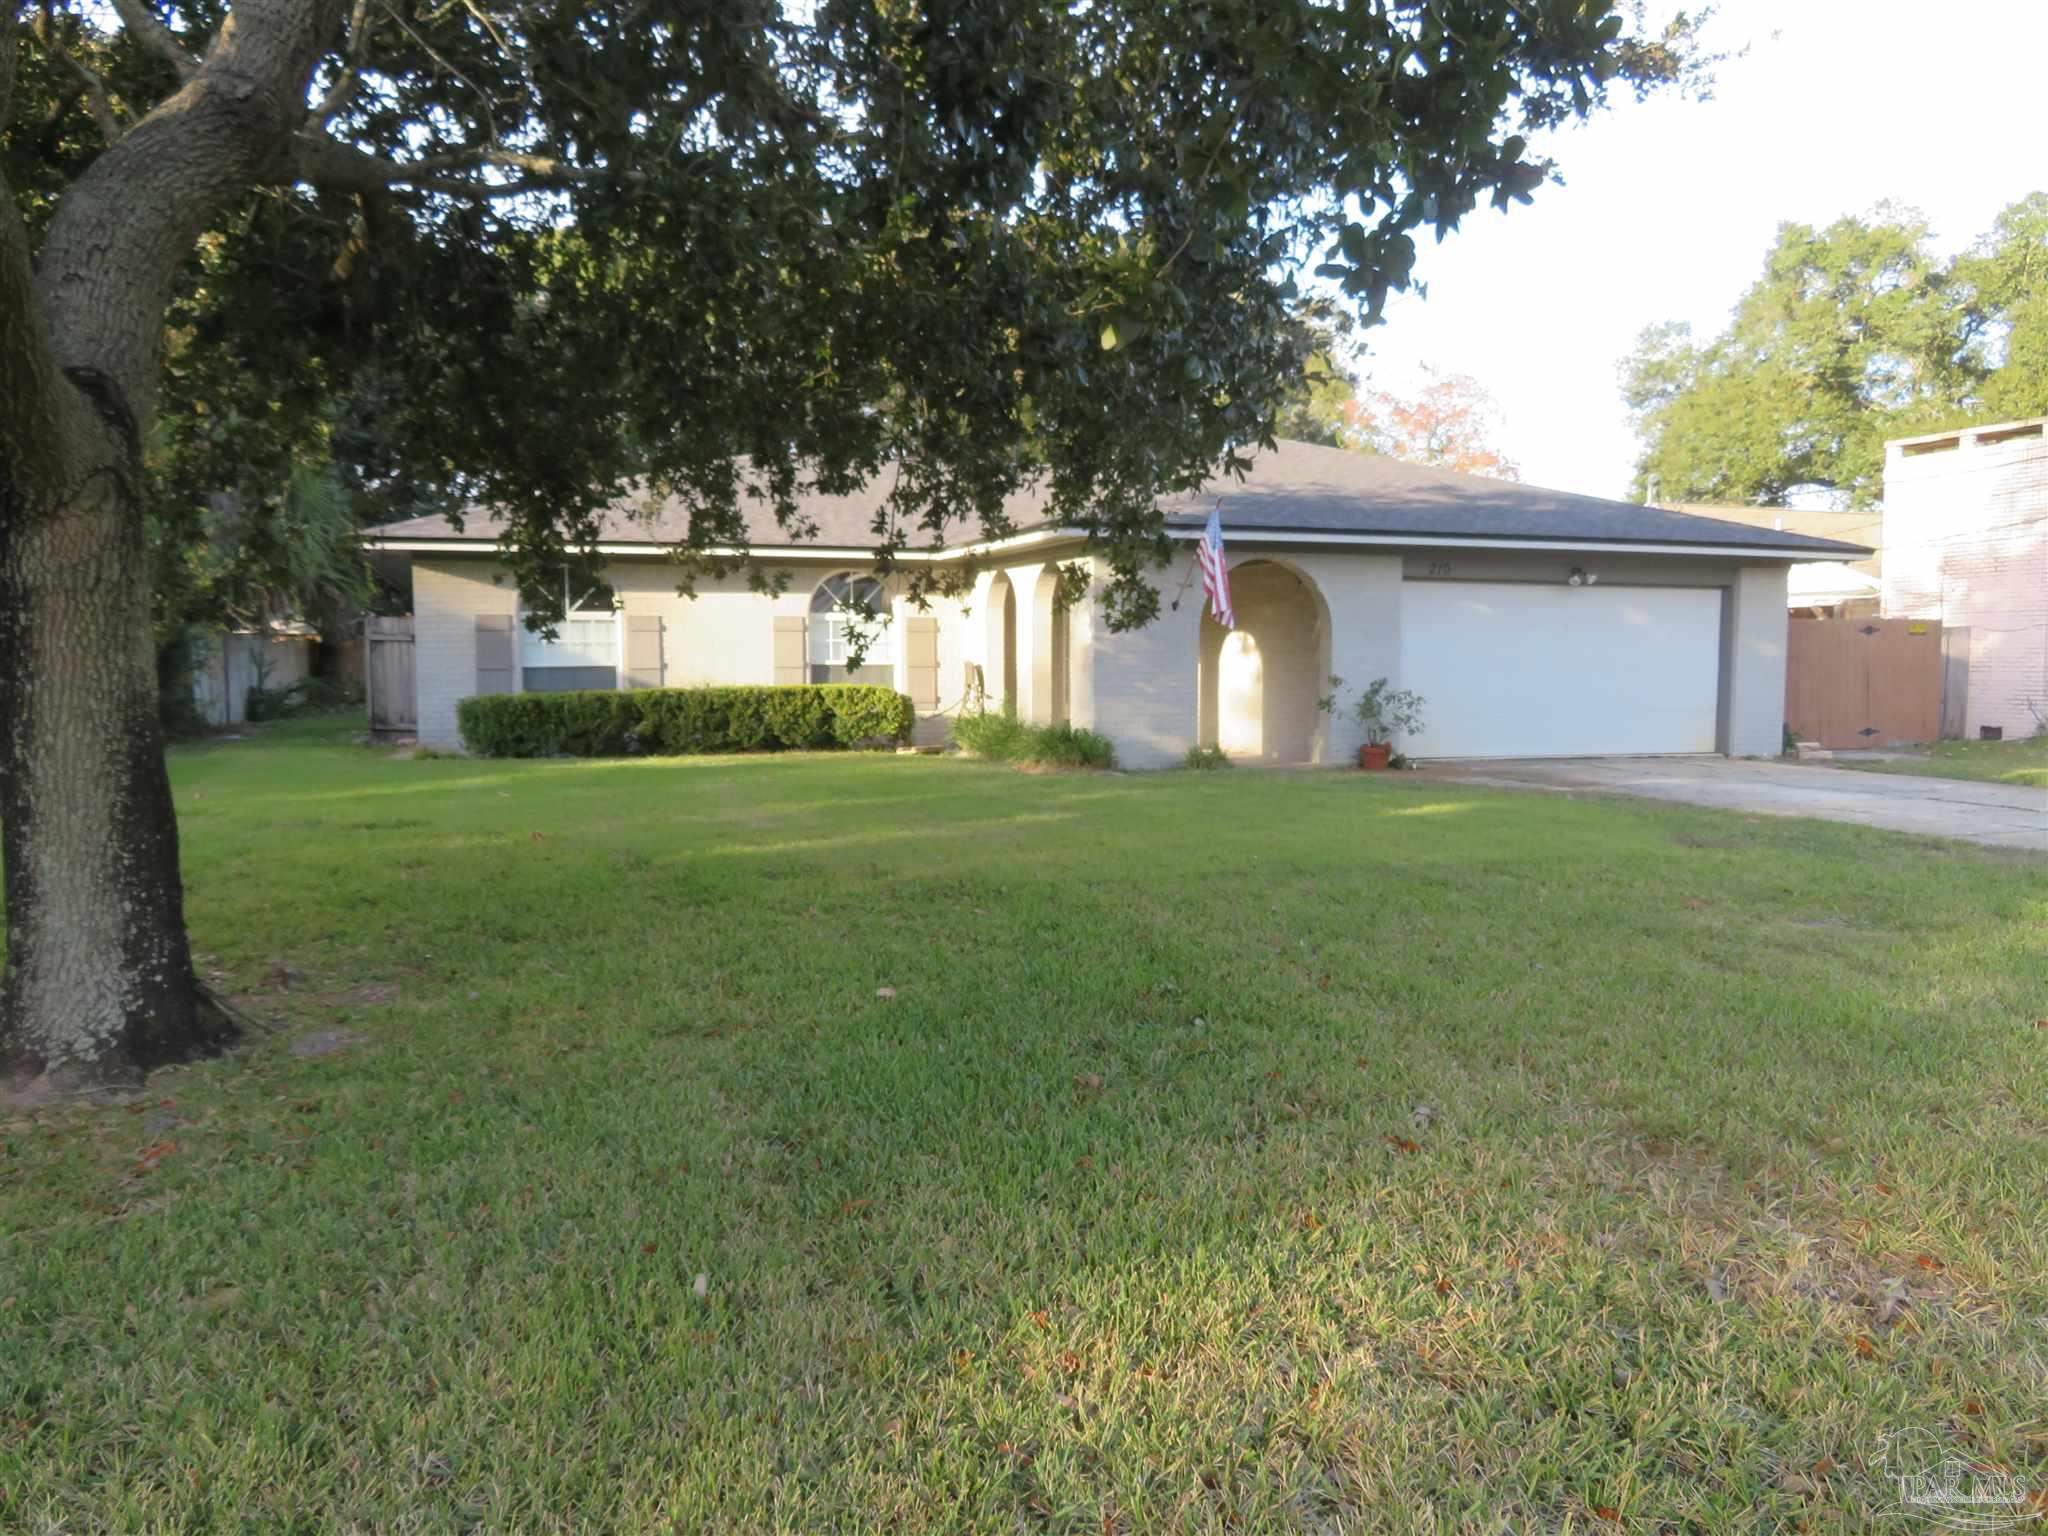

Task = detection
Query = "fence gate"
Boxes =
[1784,617,1943,748]
[366,615,417,735]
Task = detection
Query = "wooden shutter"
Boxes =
[624,613,664,689]
[475,614,515,694]
[772,615,807,685]
[906,615,939,710]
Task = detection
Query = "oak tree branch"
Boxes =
[108,0,199,82]
[289,131,607,197]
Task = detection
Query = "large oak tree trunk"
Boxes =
[0,0,344,1089]
[0,462,231,1088]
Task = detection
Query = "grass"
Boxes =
[3,713,2045,1532]
[1834,734,2048,789]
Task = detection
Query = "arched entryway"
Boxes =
[979,571,1019,712]
[1033,566,1070,725]
[1216,630,1264,756]
[1198,559,1330,763]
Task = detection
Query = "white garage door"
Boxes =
[1398,581,1722,758]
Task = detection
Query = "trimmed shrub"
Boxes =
[1021,722,1115,769]
[762,687,834,749]
[458,685,912,758]
[951,709,1030,760]
[824,685,916,747]
[459,694,564,757]
[949,711,1115,770]
[1182,744,1231,770]
[551,690,641,756]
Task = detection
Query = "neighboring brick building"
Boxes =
[1882,419,2048,741]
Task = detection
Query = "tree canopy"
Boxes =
[1,0,1710,1084]
[1622,195,2048,507]
[8,0,1711,627]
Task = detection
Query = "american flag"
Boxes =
[1195,507,1234,629]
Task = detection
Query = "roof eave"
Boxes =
[361,526,1870,564]
[1161,526,1874,560]
[356,524,1088,561]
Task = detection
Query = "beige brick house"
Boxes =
[363,440,1867,767]
[1881,419,2048,741]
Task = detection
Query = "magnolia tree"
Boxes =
[0,0,1706,1085]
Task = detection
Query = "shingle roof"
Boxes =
[1158,443,1872,554]
[362,440,1873,558]
[360,478,1005,550]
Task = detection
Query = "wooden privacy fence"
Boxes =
[365,615,417,735]
[1784,617,1948,748]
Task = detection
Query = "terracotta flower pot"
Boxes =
[1358,742,1392,770]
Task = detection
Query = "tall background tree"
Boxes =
[0,0,1710,1087]
[1622,194,2048,506]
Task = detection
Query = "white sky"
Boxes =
[1348,0,2048,501]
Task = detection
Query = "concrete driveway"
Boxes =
[1423,756,2047,851]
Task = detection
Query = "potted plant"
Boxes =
[1351,676,1424,769]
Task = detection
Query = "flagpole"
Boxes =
[1168,501,1217,612]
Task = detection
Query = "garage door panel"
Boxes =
[1399,582,1721,758]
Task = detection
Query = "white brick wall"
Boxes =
[414,545,1808,762]
[1081,550,1203,769]
[1080,545,1796,767]
[1724,564,1789,757]
[413,559,517,748]
[1883,422,2048,739]
[412,555,975,749]
[605,561,810,687]
[1306,551,1402,764]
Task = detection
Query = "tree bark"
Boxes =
[1,0,346,1088]
[0,454,231,1088]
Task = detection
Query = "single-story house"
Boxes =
[1881,418,2047,741]
[360,439,1871,767]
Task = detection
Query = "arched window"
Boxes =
[808,573,894,686]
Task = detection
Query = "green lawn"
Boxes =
[4,716,2045,1532]
[1835,734,2048,789]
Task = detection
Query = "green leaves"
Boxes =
[1625,198,2048,506]
[25,0,1713,636]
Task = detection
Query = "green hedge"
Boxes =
[457,685,914,758]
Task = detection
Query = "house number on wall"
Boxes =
[1426,561,1453,577]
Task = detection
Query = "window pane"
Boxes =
[521,614,618,670]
